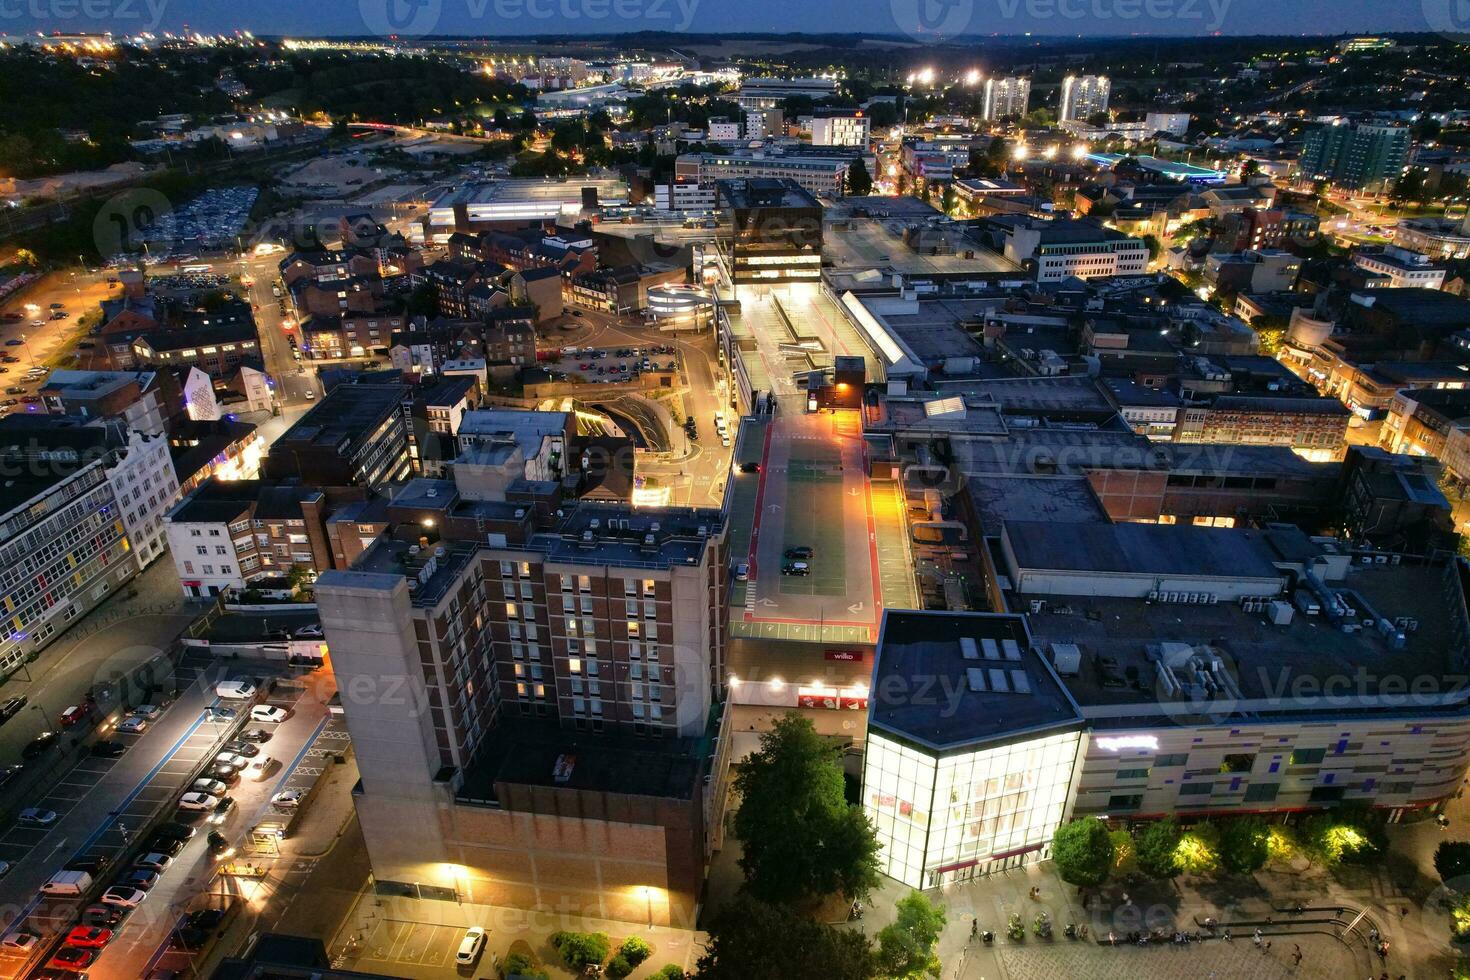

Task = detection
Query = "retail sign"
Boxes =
[825,649,864,662]
[798,688,869,711]
[1094,735,1159,752]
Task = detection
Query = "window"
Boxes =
[1243,783,1279,803]
[1178,782,1213,796]
[1153,753,1188,768]
[1107,794,1143,810]
[1289,747,1327,766]
[568,657,582,674]
[1219,754,1255,774]
[1116,768,1150,781]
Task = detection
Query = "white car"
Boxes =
[244,756,275,781]
[214,752,248,770]
[99,886,147,908]
[117,716,149,734]
[215,681,257,700]
[455,926,487,966]
[133,704,163,720]
[17,808,57,826]
[250,705,288,724]
[0,932,38,952]
[134,852,172,871]
[177,792,220,812]
[270,789,303,809]
[192,778,229,796]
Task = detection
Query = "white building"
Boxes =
[707,118,741,143]
[981,77,1031,121]
[1144,111,1191,137]
[994,217,1149,283]
[810,112,872,147]
[1059,75,1111,122]
[654,179,717,212]
[1353,245,1447,290]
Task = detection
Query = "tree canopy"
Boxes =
[1051,818,1114,887]
[694,896,876,980]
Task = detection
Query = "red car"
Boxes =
[49,947,95,971]
[64,926,111,948]
[58,705,90,727]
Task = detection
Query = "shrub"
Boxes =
[605,953,634,978]
[549,931,611,970]
[502,951,549,979]
[649,967,685,980]
[619,936,654,968]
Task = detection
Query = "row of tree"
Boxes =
[1052,808,1388,888]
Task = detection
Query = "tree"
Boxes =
[1135,818,1183,880]
[502,951,549,979]
[846,158,873,196]
[732,714,882,906]
[1436,841,1470,888]
[548,932,610,971]
[1142,234,1162,263]
[1240,158,1260,180]
[876,891,945,979]
[649,968,686,980]
[1051,818,1114,887]
[1302,807,1386,866]
[1219,816,1270,874]
[606,937,653,978]
[694,896,876,980]
[941,183,957,216]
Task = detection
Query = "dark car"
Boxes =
[783,546,814,560]
[91,740,126,757]
[154,822,198,842]
[0,695,25,724]
[64,854,114,875]
[207,763,241,783]
[22,730,59,760]
[78,905,125,929]
[185,908,226,930]
[236,727,272,743]
[120,869,159,890]
[739,462,760,473]
[221,741,260,758]
[206,831,233,856]
[143,835,185,857]
[170,927,209,951]
[781,562,811,577]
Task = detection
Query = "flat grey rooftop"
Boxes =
[870,611,1083,752]
[1003,520,1285,580]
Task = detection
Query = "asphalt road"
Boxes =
[0,269,119,413]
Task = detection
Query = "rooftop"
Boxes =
[1002,520,1287,581]
[271,383,406,454]
[869,611,1083,752]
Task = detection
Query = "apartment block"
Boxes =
[981,77,1030,120]
[1059,75,1110,122]
[165,479,332,597]
[263,384,412,490]
[810,111,871,147]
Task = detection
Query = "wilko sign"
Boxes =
[825,650,864,662]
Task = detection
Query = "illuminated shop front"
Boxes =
[862,611,1084,888]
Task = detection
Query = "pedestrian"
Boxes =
[1254,930,1263,948]
[1265,940,1272,952]
[1122,892,1131,906]
[970,919,978,940]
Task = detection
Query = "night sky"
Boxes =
[4,0,1449,41]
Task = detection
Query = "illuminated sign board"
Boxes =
[1094,735,1159,752]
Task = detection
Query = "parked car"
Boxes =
[455,926,487,966]
[119,869,159,890]
[207,763,241,782]
[138,836,183,860]
[58,705,90,727]
[99,886,147,908]
[250,705,288,724]
[132,705,162,720]
[0,695,26,724]
[134,853,173,872]
[177,793,220,812]
[783,546,814,560]
[116,716,149,734]
[1,932,39,952]
[206,831,235,858]
[18,807,58,826]
[221,741,259,758]
[185,908,226,931]
[64,855,113,875]
[781,562,811,577]
[213,752,248,770]
[153,822,197,842]
[734,563,749,582]
[64,927,111,949]
[192,778,229,796]
[237,727,272,743]
[79,904,125,928]
[48,946,95,971]
[271,789,303,809]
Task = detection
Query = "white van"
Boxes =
[40,870,93,896]
[215,680,257,700]
[455,926,486,965]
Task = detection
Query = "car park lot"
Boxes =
[0,654,322,980]
[546,344,681,384]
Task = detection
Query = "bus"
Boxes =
[181,264,212,274]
